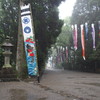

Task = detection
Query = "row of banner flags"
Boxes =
[72,22,100,60]
[52,21,100,65]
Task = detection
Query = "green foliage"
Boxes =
[50,17,73,69]
[70,0,100,72]
[0,48,4,69]
[89,42,100,61]
[56,63,63,69]
[71,0,100,24]
[56,17,72,47]
[0,0,65,72]
[0,0,19,64]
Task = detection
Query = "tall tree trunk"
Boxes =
[16,0,26,78]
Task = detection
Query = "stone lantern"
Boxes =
[2,38,13,68]
[0,38,19,82]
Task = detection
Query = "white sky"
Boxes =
[58,0,76,19]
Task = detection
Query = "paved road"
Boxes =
[0,69,100,100]
[40,69,100,100]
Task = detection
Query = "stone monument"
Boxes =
[2,38,13,68]
[0,38,19,82]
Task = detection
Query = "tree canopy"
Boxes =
[71,0,100,25]
[0,0,65,71]
[56,17,72,47]
[70,0,100,72]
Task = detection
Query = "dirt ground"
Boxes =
[40,69,100,100]
[0,69,100,100]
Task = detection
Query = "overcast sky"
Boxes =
[58,0,76,19]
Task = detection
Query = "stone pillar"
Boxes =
[2,38,13,68]
[3,51,12,68]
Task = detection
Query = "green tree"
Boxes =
[0,0,65,74]
[51,17,72,69]
[56,17,72,47]
[71,0,100,72]
[71,0,100,25]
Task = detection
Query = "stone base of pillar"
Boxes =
[3,64,12,68]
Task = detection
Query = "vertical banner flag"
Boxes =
[80,25,85,60]
[21,4,38,76]
[98,21,100,38]
[85,22,88,40]
[91,24,96,49]
[72,24,78,50]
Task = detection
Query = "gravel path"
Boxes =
[0,69,100,100]
[40,69,100,100]
[0,81,67,100]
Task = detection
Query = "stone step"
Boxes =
[0,74,17,78]
[0,69,17,74]
[0,78,20,82]
[0,68,18,82]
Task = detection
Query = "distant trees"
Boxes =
[71,0,100,24]
[56,17,72,47]
[50,17,72,69]
[0,0,18,69]
[70,0,100,72]
[43,0,100,72]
